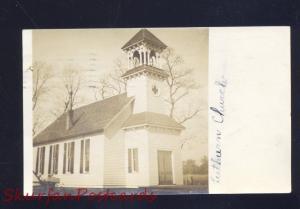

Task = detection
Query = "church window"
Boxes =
[63,142,75,174]
[133,57,139,67]
[150,50,156,66]
[36,146,45,175]
[80,139,90,173]
[48,144,59,175]
[133,50,140,67]
[128,148,139,173]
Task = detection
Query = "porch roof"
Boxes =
[123,112,185,130]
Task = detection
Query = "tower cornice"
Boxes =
[121,65,169,80]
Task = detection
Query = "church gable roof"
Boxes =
[123,112,185,130]
[121,29,167,50]
[33,93,133,146]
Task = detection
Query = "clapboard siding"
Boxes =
[124,129,150,186]
[103,131,126,186]
[103,101,133,186]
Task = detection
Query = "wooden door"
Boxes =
[157,151,173,185]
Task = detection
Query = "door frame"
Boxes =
[157,150,174,185]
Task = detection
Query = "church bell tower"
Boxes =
[121,29,169,114]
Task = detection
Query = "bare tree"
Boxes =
[180,134,197,149]
[32,111,48,136]
[62,67,81,112]
[30,62,52,111]
[162,48,200,124]
[92,78,109,101]
[29,62,53,136]
[160,48,204,150]
[109,58,127,94]
[51,66,82,117]
[93,58,127,100]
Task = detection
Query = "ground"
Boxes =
[33,185,208,195]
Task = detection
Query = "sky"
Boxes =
[31,28,208,164]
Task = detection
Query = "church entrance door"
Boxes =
[157,151,173,185]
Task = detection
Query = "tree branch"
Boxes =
[178,109,200,124]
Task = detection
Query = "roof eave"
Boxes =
[121,65,169,79]
[33,129,104,147]
[122,124,185,131]
[121,40,143,51]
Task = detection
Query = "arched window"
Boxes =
[141,52,144,64]
[150,50,156,66]
[133,50,140,67]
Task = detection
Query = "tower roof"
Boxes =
[121,29,167,50]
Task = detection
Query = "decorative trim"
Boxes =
[122,66,168,80]
[122,123,183,133]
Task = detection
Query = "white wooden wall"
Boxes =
[124,128,151,187]
[103,131,126,186]
[33,134,104,187]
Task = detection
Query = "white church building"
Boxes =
[33,29,185,187]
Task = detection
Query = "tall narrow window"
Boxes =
[70,142,74,173]
[80,139,90,173]
[35,147,40,173]
[133,148,139,172]
[39,147,45,174]
[63,142,74,174]
[48,146,53,174]
[128,148,138,173]
[48,144,59,175]
[63,143,67,174]
[80,140,84,173]
[128,149,132,173]
[53,144,59,174]
[67,143,71,172]
[36,147,46,174]
[85,139,90,172]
